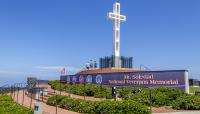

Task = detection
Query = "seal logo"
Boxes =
[79,75,84,83]
[67,76,70,83]
[96,74,102,84]
[72,76,76,83]
[86,75,92,83]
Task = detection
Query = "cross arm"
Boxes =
[120,15,126,22]
[107,12,126,22]
[108,12,116,20]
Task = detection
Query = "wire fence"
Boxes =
[1,81,154,114]
[0,83,59,114]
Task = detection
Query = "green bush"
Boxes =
[94,93,105,98]
[49,81,112,99]
[126,87,186,107]
[47,95,67,106]
[47,95,150,114]
[153,87,185,101]
[118,88,132,98]
[151,92,170,106]
[128,92,151,106]
[94,100,150,114]
[152,87,185,106]
[172,95,200,110]
[60,97,95,113]
[0,94,33,114]
[50,81,198,110]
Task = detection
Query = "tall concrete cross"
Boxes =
[108,2,126,68]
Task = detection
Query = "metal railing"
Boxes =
[0,82,62,114]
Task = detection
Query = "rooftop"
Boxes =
[77,68,142,75]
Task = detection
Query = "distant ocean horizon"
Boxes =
[0,75,59,87]
[0,76,27,86]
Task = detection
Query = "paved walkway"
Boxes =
[11,90,79,114]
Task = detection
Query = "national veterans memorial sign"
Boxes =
[61,70,189,93]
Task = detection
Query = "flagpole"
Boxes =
[60,68,65,95]
[60,77,61,95]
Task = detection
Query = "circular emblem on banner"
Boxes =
[67,76,70,83]
[72,76,76,83]
[79,75,84,83]
[86,75,92,83]
[96,74,102,84]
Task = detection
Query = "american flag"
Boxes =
[60,68,65,76]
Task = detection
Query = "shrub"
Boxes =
[152,87,185,106]
[151,92,170,106]
[47,95,150,114]
[94,100,150,114]
[118,88,132,98]
[128,92,151,106]
[172,95,200,110]
[153,87,184,101]
[50,81,195,109]
[126,87,186,107]
[94,93,105,98]
[49,81,112,99]
[47,95,67,106]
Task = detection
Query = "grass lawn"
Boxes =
[190,86,200,94]
[0,94,33,114]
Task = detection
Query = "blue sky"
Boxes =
[0,0,200,86]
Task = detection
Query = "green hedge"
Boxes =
[120,87,185,107]
[172,95,200,110]
[49,80,112,99]
[119,87,200,110]
[47,95,150,114]
[50,80,200,110]
[118,88,132,99]
[0,94,33,114]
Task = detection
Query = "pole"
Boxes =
[13,86,16,100]
[10,86,12,97]
[69,82,71,97]
[22,87,25,105]
[10,86,13,98]
[30,88,33,109]
[112,86,116,101]
[64,85,67,97]
[59,80,61,95]
[122,85,124,100]
[55,91,58,114]
[84,83,86,100]
[42,90,44,102]
[149,88,152,112]
[101,83,103,100]
[17,85,19,103]
[37,89,39,102]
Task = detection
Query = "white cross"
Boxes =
[108,2,126,57]
[107,2,126,68]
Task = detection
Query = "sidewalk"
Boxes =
[12,90,79,114]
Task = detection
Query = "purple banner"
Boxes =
[61,70,188,91]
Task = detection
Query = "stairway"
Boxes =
[39,91,56,103]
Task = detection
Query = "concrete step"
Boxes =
[43,94,53,98]
[47,92,55,96]
[39,99,47,103]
